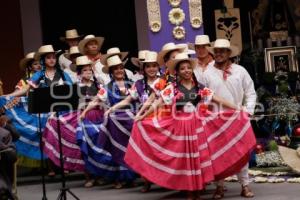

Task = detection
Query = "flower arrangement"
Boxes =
[172,26,185,40]
[150,21,161,32]
[168,8,185,25]
[191,17,202,28]
[168,0,181,7]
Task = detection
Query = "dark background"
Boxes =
[39,0,139,62]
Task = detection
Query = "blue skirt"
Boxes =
[0,96,49,160]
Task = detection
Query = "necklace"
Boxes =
[45,70,55,80]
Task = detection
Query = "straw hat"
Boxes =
[19,52,36,69]
[64,46,81,60]
[207,39,239,58]
[188,35,211,50]
[102,55,123,74]
[195,35,211,46]
[34,45,58,60]
[278,145,300,174]
[131,50,150,67]
[76,55,92,66]
[141,51,158,63]
[60,29,82,41]
[167,52,197,72]
[176,43,195,55]
[157,42,185,66]
[78,34,105,55]
[100,47,128,65]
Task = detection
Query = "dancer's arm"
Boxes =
[80,97,101,119]
[212,95,239,110]
[135,92,155,119]
[135,97,163,121]
[4,85,30,97]
[105,95,133,116]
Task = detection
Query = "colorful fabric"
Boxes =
[28,70,73,88]
[43,111,83,171]
[0,96,49,161]
[125,110,256,191]
[77,118,135,181]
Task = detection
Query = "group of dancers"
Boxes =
[0,29,257,200]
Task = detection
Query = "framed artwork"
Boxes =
[264,46,298,72]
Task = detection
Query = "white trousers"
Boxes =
[216,163,250,187]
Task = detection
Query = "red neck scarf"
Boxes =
[223,63,232,80]
[87,54,101,62]
[214,61,232,80]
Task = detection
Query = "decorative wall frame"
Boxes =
[168,0,181,7]
[189,0,203,29]
[168,8,185,25]
[147,0,162,33]
[264,46,299,72]
[215,8,242,54]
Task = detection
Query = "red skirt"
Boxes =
[124,110,256,191]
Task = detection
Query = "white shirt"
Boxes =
[204,63,257,114]
[193,60,214,86]
[58,54,72,70]
[130,72,144,82]
[93,60,136,85]
[64,68,77,83]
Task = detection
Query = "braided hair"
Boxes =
[40,53,66,85]
[25,60,34,80]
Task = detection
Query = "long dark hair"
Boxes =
[108,64,130,82]
[175,60,200,92]
[40,53,66,81]
[142,62,159,95]
[25,60,34,79]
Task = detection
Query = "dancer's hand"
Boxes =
[79,111,86,120]
[104,108,113,117]
[134,114,145,122]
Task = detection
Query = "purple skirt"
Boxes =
[42,109,103,171]
[98,109,134,166]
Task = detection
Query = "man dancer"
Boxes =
[191,35,214,85]
[204,39,256,199]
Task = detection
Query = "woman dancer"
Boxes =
[79,55,136,188]
[105,51,159,192]
[124,53,256,200]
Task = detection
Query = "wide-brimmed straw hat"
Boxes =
[19,52,36,69]
[60,29,82,42]
[167,52,197,72]
[76,55,92,67]
[34,45,58,60]
[131,50,150,67]
[64,46,81,60]
[102,55,123,74]
[188,35,211,50]
[177,43,195,55]
[141,51,158,64]
[278,145,300,174]
[157,42,185,66]
[100,47,128,65]
[78,34,104,55]
[207,39,239,58]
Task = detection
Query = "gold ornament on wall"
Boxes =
[189,0,203,29]
[168,0,181,7]
[147,0,162,32]
[173,26,186,40]
[168,8,185,25]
